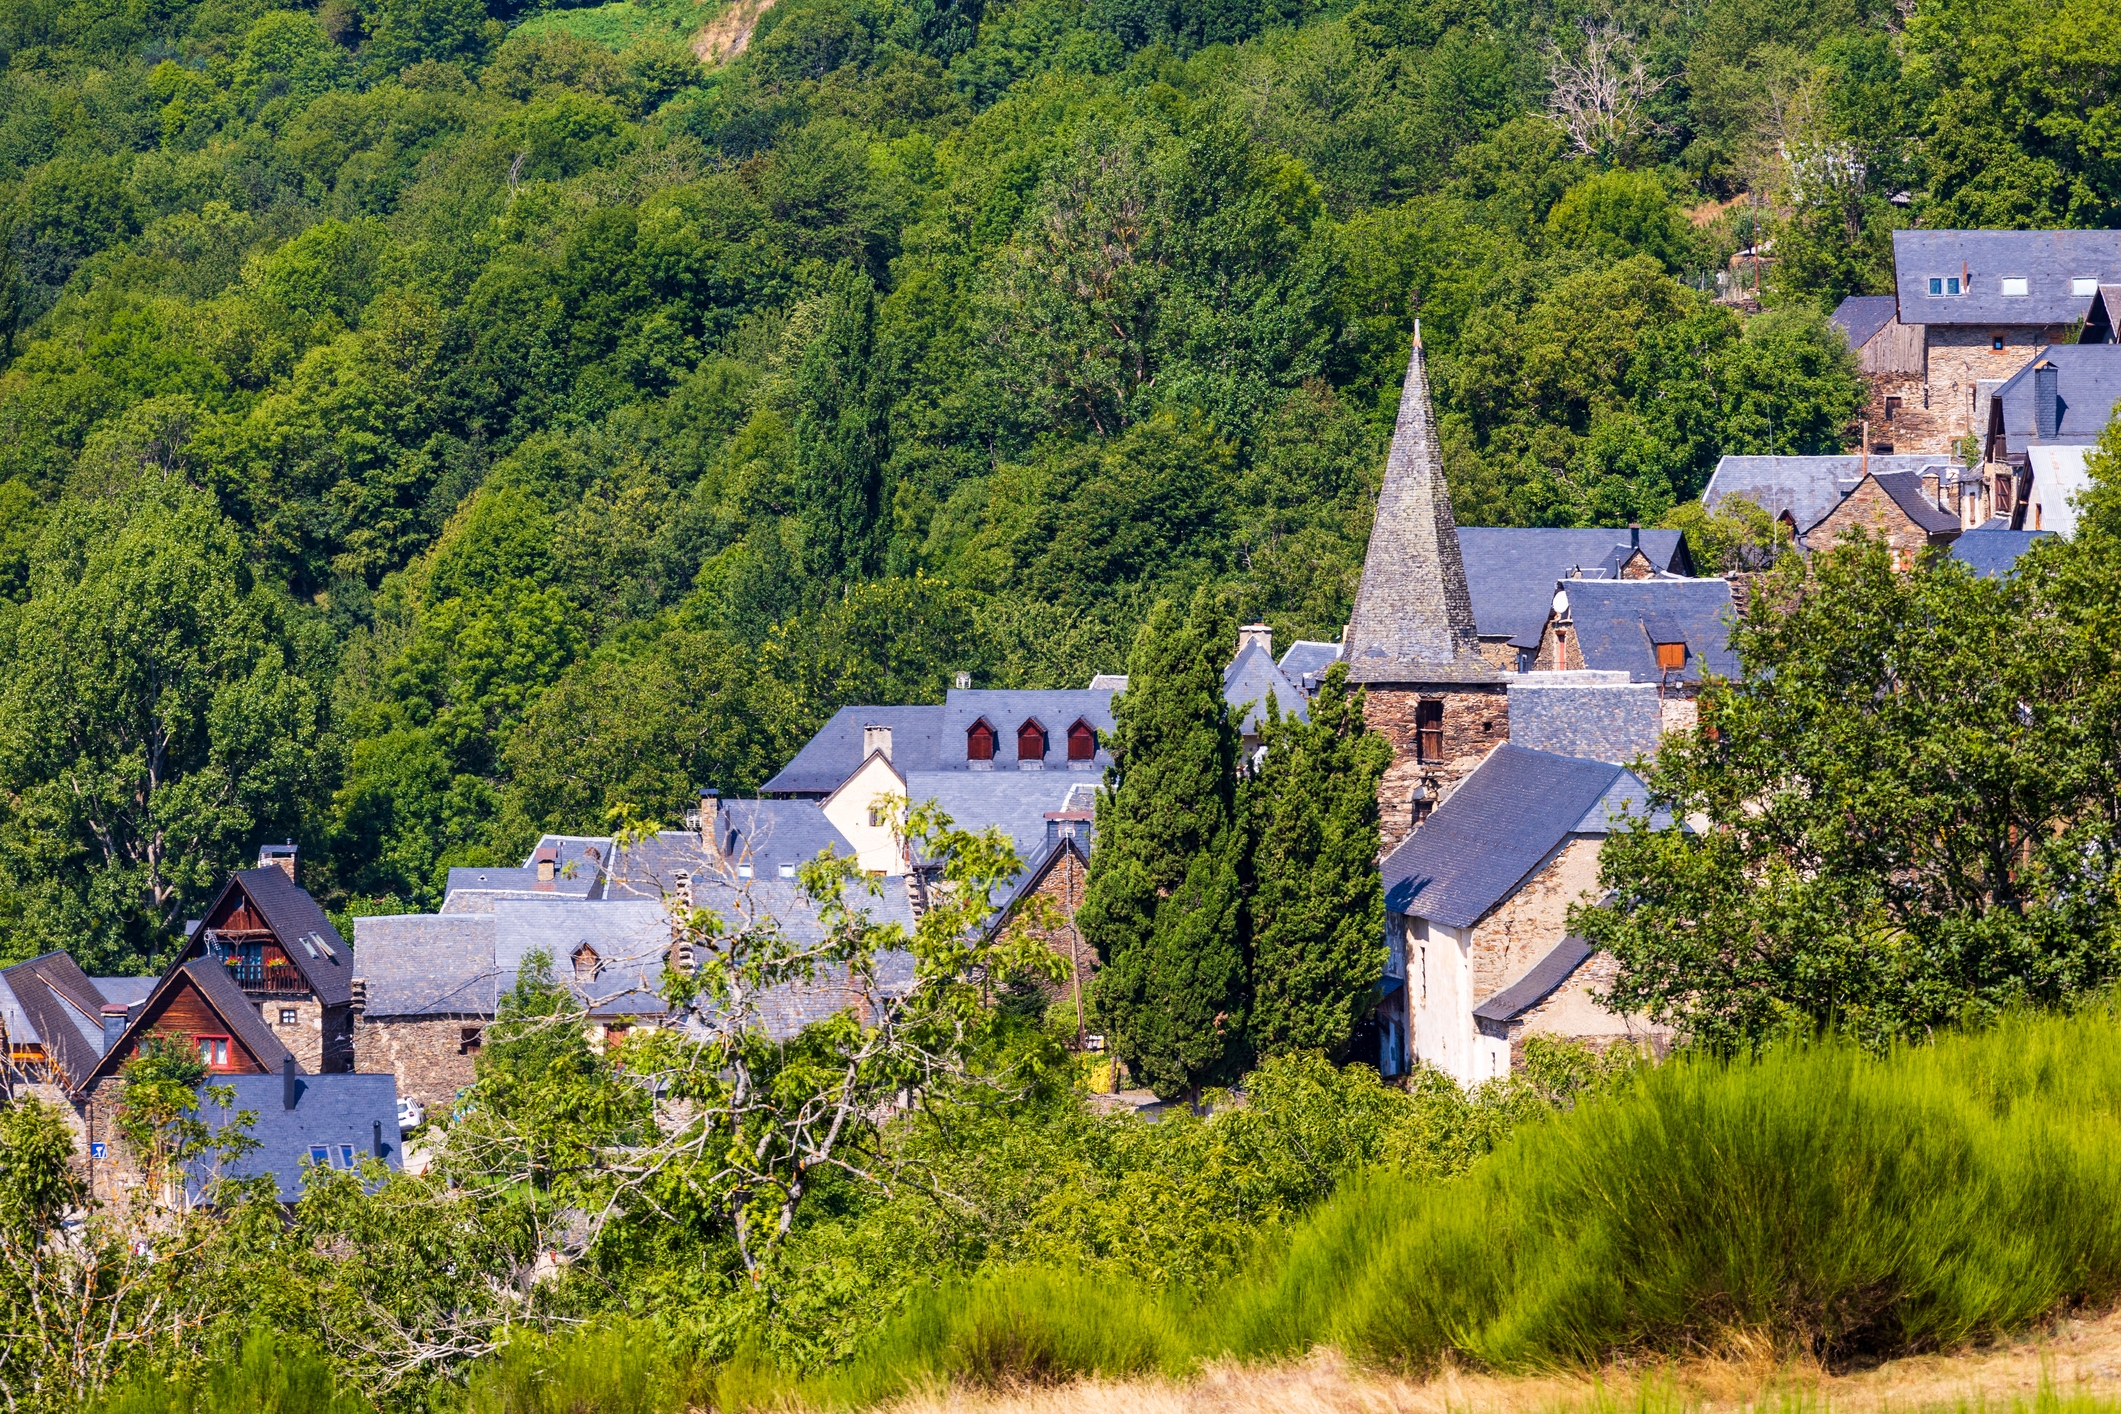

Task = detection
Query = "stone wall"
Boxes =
[1365,684,1509,856]
[1806,476,1951,562]
[1920,327,2058,450]
[255,997,353,1073]
[1007,845,1096,1022]
[1505,949,1673,1067]
[355,1015,482,1111]
[1466,837,1604,1001]
[1861,372,1946,454]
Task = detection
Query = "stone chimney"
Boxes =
[2034,360,2060,439]
[697,788,721,856]
[864,724,893,761]
[258,841,297,881]
[100,1003,128,1055]
[532,843,558,883]
[1236,623,1273,659]
[282,1055,299,1111]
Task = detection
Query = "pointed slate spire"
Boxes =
[1344,325,1494,683]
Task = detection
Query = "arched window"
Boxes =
[1017,720,1047,761]
[966,720,996,761]
[1067,719,1097,761]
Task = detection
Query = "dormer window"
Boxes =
[572,944,600,982]
[1655,641,1686,672]
[1067,719,1097,761]
[966,720,996,761]
[1928,276,1963,296]
[2075,277,2099,297]
[1017,720,1047,761]
[2001,277,2028,296]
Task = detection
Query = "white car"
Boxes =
[397,1096,426,1130]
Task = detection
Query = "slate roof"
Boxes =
[0,952,111,1085]
[1702,455,1946,534]
[1345,333,1496,683]
[1863,470,1965,536]
[1456,528,1692,641]
[443,866,598,910]
[354,913,501,1017]
[1894,229,2121,326]
[941,690,1115,769]
[1830,294,1900,349]
[1561,579,1739,684]
[1987,345,2121,456]
[1382,745,1642,928]
[901,770,1086,868]
[607,808,855,897]
[495,898,670,1013]
[1223,641,1307,732]
[185,1073,401,1204]
[89,977,158,1006]
[194,868,353,1007]
[85,959,296,1089]
[1472,936,1596,1023]
[762,705,947,794]
[1950,527,2055,578]
[1277,640,1341,692]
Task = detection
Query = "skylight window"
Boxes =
[1928,276,1963,296]
[2001,277,2028,296]
[2076,277,2100,296]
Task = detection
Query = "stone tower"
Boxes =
[1347,327,1508,855]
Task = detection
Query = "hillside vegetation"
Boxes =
[0,0,2091,971]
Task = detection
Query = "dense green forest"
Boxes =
[0,0,2096,969]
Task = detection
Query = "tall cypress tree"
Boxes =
[1246,662,1391,1059]
[791,263,885,581]
[1081,591,1248,1100]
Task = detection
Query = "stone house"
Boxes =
[1838,230,2121,455]
[0,952,156,1096]
[1382,743,1675,1087]
[1803,466,1965,564]
[1457,527,1693,670]
[1528,578,1740,734]
[1981,345,2121,531]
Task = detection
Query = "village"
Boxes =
[0,224,2098,1199]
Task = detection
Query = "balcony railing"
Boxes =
[224,961,308,994]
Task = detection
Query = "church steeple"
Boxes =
[1344,326,1493,683]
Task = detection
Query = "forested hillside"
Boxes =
[0,0,2091,969]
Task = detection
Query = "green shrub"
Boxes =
[465,1320,710,1414]
[94,1328,360,1414]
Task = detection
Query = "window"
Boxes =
[459,1026,483,1055]
[308,1145,330,1167]
[1017,720,1047,761]
[279,1008,297,1025]
[1928,276,1963,296]
[1656,641,1686,672]
[966,720,996,762]
[572,945,600,982]
[867,804,887,827]
[1884,396,1902,421]
[195,1035,228,1068]
[778,862,796,879]
[1067,719,1097,761]
[736,863,754,879]
[2001,277,2029,296]
[336,1143,356,1169]
[2076,277,2100,297]
[1414,700,1444,762]
[1992,333,2007,351]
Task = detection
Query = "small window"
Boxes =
[1884,395,1902,421]
[1067,719,1097,761]
[1656,641,1686,672]
[1414,700,1444,763]
[1929,276,1963,296]
[867,804,886,828]
[1017,720,1047,761]
[336,1143,356,1169]
[1928,277,1942,295]
[1949,276,1963,295]
[195,1036,229,1068]
[459,1026,483,1055]
[572,945,600,983]
[308,1145,330,1167]
[2001,277,2028,296]
[279,1008,297,1025]
[778,862,795,879]
[966,720,996,762]
[2075,276,2099,296]
[1992,333,2007,351]
[737,863,754,879]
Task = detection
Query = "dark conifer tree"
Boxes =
[792,263,886,580]
[1080,590,1248,1100]
[1246,662,1390,1059]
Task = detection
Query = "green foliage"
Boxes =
[1658,491,1790,574]
[94,1327,365,1414]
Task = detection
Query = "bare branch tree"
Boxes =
[1544,19,1668,162]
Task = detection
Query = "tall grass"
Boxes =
[786,1005,2121,1405]
[93,1328,363,1414]
[465,1319,711,1414]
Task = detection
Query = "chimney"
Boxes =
[350,977,366,1017]
[697,788,720,855]
[1629,522,1640,549]
[953,671,971,689]
[258,841,297,881]
[863,724,893,762]
[1237,623,1273,658]
[282,1055,298,1111]
[100,1003,128,1055]
[2034,360,2061,439]
[532,843,558,883]
[373,1120,384,1159]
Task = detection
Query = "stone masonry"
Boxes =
[355,1015,482,1112]
[1806,475,1956,564]
[1466,837,1604,1001]
[1368,686,1509,857]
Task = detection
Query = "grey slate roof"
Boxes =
[1703,455,1946,534]
[901,770,1087,869]
[1472,936,1596,1023]
[1831,295,1900,349]
[1456,528,1691,641]
[443,865,598,911]
[1506,675,1662,765]
[197,868,354,1007]
[1277,640,1341,692]
[89,976,158,1006]
[1987,345,2121,456]
[1223,641,1307,732]
[1562,579,1740,684]
[762,705,947,794]
[0,952,110,1085]
[1345,333,1496,684]
[941,690,1115,769]
[1950,527,2056,578]
[1864,470,1964,536]
[185,1073,401,1203]
[1894,229,2121,326]
[1382,745,1640,928]
[354,913,501,1017]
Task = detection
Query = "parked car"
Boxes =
[397,1096,425,1130]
